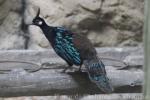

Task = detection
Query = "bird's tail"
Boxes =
[84,58,113,93]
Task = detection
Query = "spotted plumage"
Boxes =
[32,8,113,93]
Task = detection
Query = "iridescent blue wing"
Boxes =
[54,27,81,65]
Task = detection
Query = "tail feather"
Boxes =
[84,58,113,93]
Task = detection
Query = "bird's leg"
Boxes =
[78,65,82,71]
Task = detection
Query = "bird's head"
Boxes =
[32,8,46,27]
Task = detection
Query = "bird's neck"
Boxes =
[39,24,55,46]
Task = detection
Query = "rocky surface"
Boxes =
[26,0,144,49]
[0,0,144,50]
[0,0,25,50]
[0,47,143,99]
[0,0,144,99]
[1,93,143,100]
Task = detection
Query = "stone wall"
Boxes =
[0,0,144,50]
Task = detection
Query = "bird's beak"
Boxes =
[26,24,33,26]
[27,22,34,26]
[26,23,34,27]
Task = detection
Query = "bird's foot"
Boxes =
[61,66,73,73]
[73,65,83,73]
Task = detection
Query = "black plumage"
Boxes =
[32,8,113,93]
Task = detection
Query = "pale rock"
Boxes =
[0,0,25,49]
[0,0,144,49]
[25,0,143,49]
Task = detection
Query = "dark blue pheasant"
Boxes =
[32,8,113,93]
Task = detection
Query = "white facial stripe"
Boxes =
[38,21,43,25]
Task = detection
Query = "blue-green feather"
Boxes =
[84,59,113,93]
[53,27,81,65]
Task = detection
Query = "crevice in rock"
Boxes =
[20,0,30,49]
[0,0,5,6]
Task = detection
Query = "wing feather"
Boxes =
[54,30,81,65]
